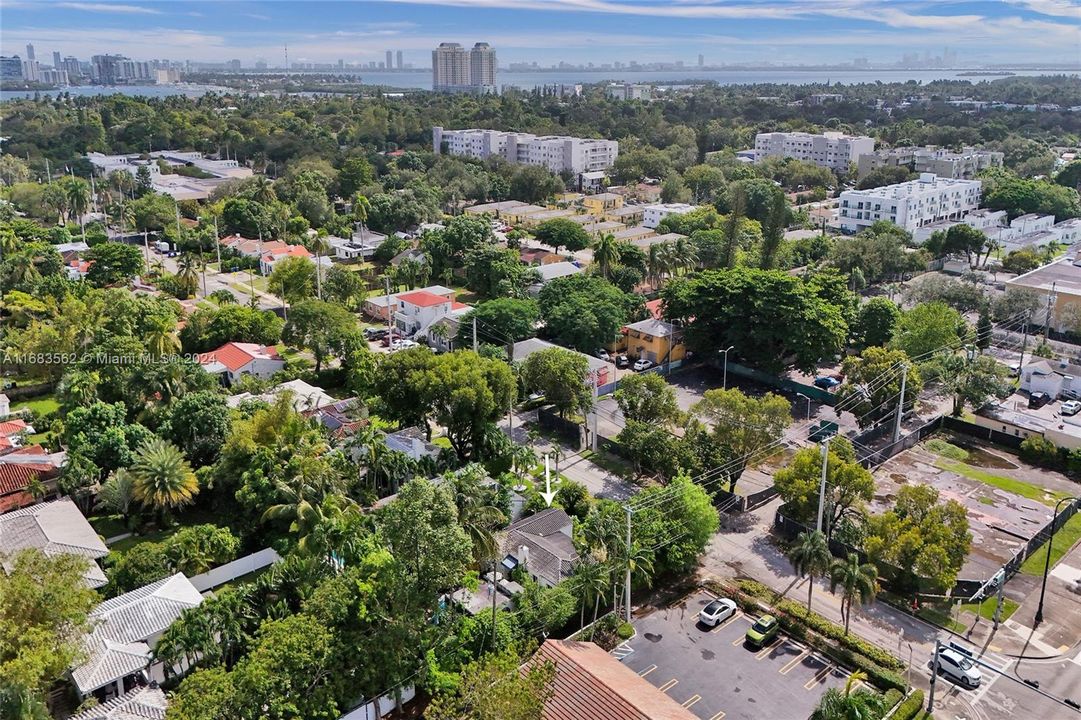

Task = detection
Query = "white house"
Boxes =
[385,426,443,461]
[434,126,619,175]
[0,393,9,419]
[527,262,584,296]
[0,498,109,588]
[642,203,697,229]
[71,573,203,700]
[327,229,387,261]
[393,289,471,339]
[362,284,455,321]
[1020,359,1081,400]
[198,342,284,384]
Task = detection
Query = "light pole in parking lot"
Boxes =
[928,639,942,712]
[796,393,812,421]
[721,346,735,389]
[1034,495,1078,627]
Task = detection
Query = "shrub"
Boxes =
[925,438,968,461]
[737,579,772,599]
[775,599,905,671]
[1020,435,1064,469]
[832,646,906,692]
[882,688,904,713]
[616,622,634,640]
[892,689,926,720]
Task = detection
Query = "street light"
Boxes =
[1034,495,1078,626]
[721,346,735,390]
[796,393,812,421]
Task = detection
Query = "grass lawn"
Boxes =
[108,528,171,552]
[432,436,453,449]
[882,592,966,633]
[89,514,128,540]
[1020,512,1081,575]
[934,458,1065,506]
[12,395,60,416]
[578,448,634,480]
[960,595,1020,622]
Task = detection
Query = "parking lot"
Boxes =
[616,590,852,720]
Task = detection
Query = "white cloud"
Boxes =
[55,2,163,14]
[1004,0,1081,19]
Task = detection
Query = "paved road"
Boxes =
[151,249,281,311]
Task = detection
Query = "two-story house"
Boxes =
[393,289,472,341]
[198,342,285,384]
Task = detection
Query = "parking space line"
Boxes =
[779,648,811,675]
[681,694,702,709]
[732,633,747,646]
[755,637,783,659]
[708,712,725,720]
[804,664,834,690]
[638,664,657,678]
[711,611,744,632]
[659,678,679,693]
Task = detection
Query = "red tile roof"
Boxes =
[396,290,452,308]
[198,342,280,373]
[525,641,697,720]
[645,298,664,320]
[0,462,55,496]
[451,301,471,311]
[9,444,44,455]
[0,419,29,437]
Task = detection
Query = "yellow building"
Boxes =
[581,192,624,216]
[618,318,686,364]
[604,205,644,224]
[501,204,549,224]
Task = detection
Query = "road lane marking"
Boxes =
[682,695,702,709]
[780,649,811,675]
[805,664,834,690]
[708,712,726,720]
[659,678,679,693]
[638,664,657,678]
[756,637,783,659]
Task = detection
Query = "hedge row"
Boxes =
[892,689,925,720]
[882,688,904,713]
[774,599,906,672]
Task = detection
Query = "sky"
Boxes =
[1,0,1079,68]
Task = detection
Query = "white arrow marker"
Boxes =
[541,452,559,507]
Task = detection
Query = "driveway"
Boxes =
[616,589,852,720]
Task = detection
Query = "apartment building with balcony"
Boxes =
[857,145,1004,180]
[837,173,982,233]
[433,126,618,176]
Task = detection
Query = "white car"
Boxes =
[596,349,611,362]
[633,359,654,372]
[1063,400,1081,416]
[391,339,418,351]
[932,647,982,689]
[698,598,737,627]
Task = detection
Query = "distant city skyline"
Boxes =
[2,0,1079,69]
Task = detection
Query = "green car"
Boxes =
[745,614,779,647]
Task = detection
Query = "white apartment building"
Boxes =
[754,131,875,172]
[857,146,1004,180]
[433,42,496,94]
[433,126,618,176]
[606,83,651,101]
[838,173,982,234]
[470,42,496,88]
[642,203,697,229]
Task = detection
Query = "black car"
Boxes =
[365,327,389,340]
[1028,391,1050,409]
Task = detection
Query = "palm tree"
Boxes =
[262,482,346,555]
[829,553,879,636]
[572,559,609,634]
[614,541,655,615]
[145,315,181,357]
[788,530,832,614]
[97,468,137,519]
[6,252,40,286]
[670,236,699,275]
[64,176,91,241]
[176,253,199,298]
[656,242,678,284]
[310,233,331,301]
[352,193,371,231]
[809,671,885,720]
[57,369,99,414]
[249,176,277,205]
[447,466,507,568]
[593,232,620,280]
[130,438,199,519]
[647,243,664,289]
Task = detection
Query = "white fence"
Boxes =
[188,548,281,592]
[338,685,416,720]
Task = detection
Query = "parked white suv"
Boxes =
[932,647,982,689]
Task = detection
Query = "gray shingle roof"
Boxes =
[67,685,168,720]
[72,574,203,694]
[0,498,108,587]
[504,508,578,586]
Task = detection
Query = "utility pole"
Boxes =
[816,436,831,534]
[1044,281,1058,343]
[473,316,478,353]
[893,364,908,444]
[624,505,633,623]
[591,371,599,452]
[174,202,183,251]
[213,216,222,268]
[993,579,1005,630]
[384,275,393,338]
[1018,316,1030,378]
[928,640,942,713]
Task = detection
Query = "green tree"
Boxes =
[690,388,791,492]
[939,353,1012,415]
[130,437,200,518]
[465,245,539,298]
[338,157,375,198]
[759,189,788,270]
[519,347,593,419]
[281,299,356,372]
[161,391,232,466]
[534,218,591,255]
[538,274,642,352]
[829,553,878,636]
[85,242,144,287]
[426,649,555,720]
[632,475,719,575]
[269,255,317,305]
[107,540,174,594]
[788,530,832,613]
[850,297,901,349]
[891,302,967,361]
[810,671,886,720]
[456,298,539,348]
[774,438,873,538]
[836,347,922,429]
[0,550,98,720]
[614,372,681,426]
[662,268,847,374]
